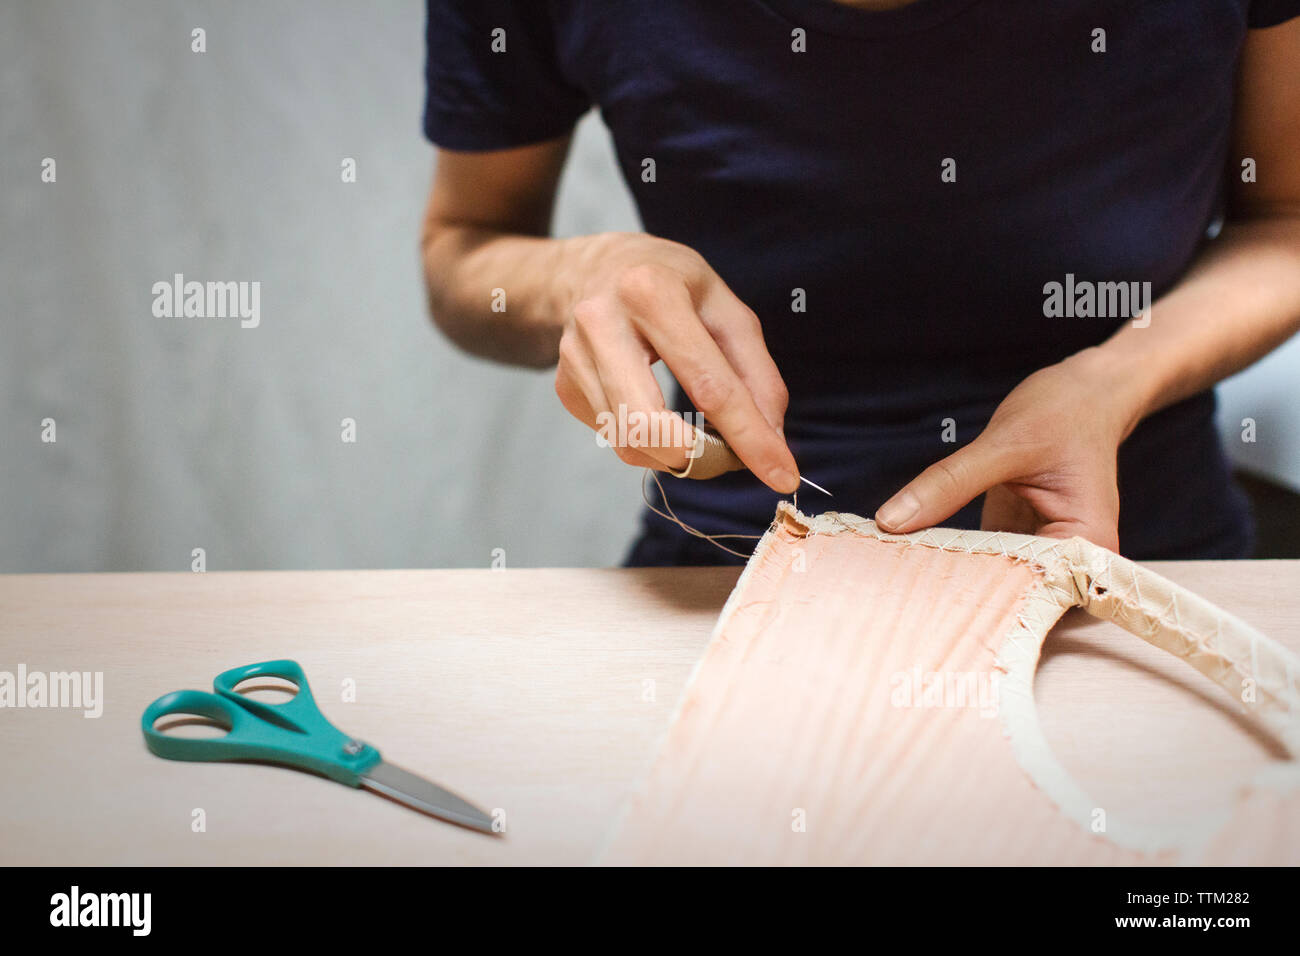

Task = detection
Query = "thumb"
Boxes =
[1034,516,1120,552]
[875,440,1011,534]
[982,483,1122,552]
[1029,478,1120,551]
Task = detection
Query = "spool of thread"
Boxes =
[666,426,745,480]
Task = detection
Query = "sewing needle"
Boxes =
[800,475,832,497]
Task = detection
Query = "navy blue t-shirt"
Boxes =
[423,0,1300,563]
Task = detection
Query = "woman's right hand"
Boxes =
[553,232,800,494]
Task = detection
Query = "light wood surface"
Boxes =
[1,561,1297,865]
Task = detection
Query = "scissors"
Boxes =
[141,659,496,834]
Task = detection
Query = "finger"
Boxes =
[980,484,1039,536]
[1035,515,1120,552]
[555,328,662,470]
[616,265,799,493]
[982,481,1120,552]
[573,298,696,472]
[1014,478,1121,551]
[698,280,790,434]
[876,437,1018,533]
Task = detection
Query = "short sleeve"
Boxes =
[1248,0,1300,27]
[423,0,592,150]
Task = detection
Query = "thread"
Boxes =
[641,469,764,559]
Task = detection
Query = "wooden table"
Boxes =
[1,561,1297,865]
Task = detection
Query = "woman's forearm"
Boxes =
[1089,215,1300,439]
[874,213,1300,544]
[421,223,577,368]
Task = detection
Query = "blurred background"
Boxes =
[2,0,1297,572]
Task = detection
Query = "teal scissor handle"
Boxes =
[141,659,381,786]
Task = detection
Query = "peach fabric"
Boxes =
[603,505,1300,865]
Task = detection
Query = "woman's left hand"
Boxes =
[874,347,1145,552]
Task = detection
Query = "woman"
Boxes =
[420,0,1300,564]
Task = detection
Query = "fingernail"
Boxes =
[771,469,799,494]
[877,491,920,530]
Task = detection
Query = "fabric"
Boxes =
[423,1,1298,561]
[1250,0,1300,26]
[602,504,1300,864]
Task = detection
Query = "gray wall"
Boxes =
[1,0,645,572]
[3,1,1295,573]
[1218,337,1300,494]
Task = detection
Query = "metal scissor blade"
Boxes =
[361,761,498,835]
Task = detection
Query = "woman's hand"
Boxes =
[875,348,1146,551]
[553,231,800,494]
